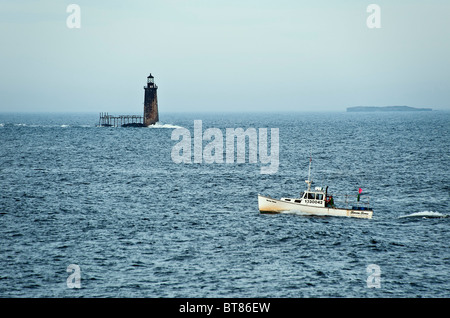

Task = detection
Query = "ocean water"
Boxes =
[0,111,449,298]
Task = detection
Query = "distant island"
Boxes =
[347,106,432,112]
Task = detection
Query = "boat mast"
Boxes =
[305,152,312,191]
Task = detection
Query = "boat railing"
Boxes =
[328,193,371,210]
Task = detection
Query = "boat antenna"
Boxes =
[305,149,312,191]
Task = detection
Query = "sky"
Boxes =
[0,0,449,113]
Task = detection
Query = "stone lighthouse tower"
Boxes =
[143,73,159,126]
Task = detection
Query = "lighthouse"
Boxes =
[98,73,160,127]
[143,73,159,126]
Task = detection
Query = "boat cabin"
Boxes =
[281,187,335,208]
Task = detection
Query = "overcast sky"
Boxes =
[1,0,449,113]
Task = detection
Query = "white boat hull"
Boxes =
[258,195,373,219]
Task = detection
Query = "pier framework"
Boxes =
[98,113,144,127]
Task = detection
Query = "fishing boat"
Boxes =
[258,158,373,219]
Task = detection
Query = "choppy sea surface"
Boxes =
[0,111,449,298]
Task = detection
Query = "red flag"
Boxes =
[358,188,363,194]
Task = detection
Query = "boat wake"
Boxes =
[148,122,183,129]
[398,211,448,219]
[280,210,306,216]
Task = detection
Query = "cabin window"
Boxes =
[307,193,315,199]
[316,194,323,200]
